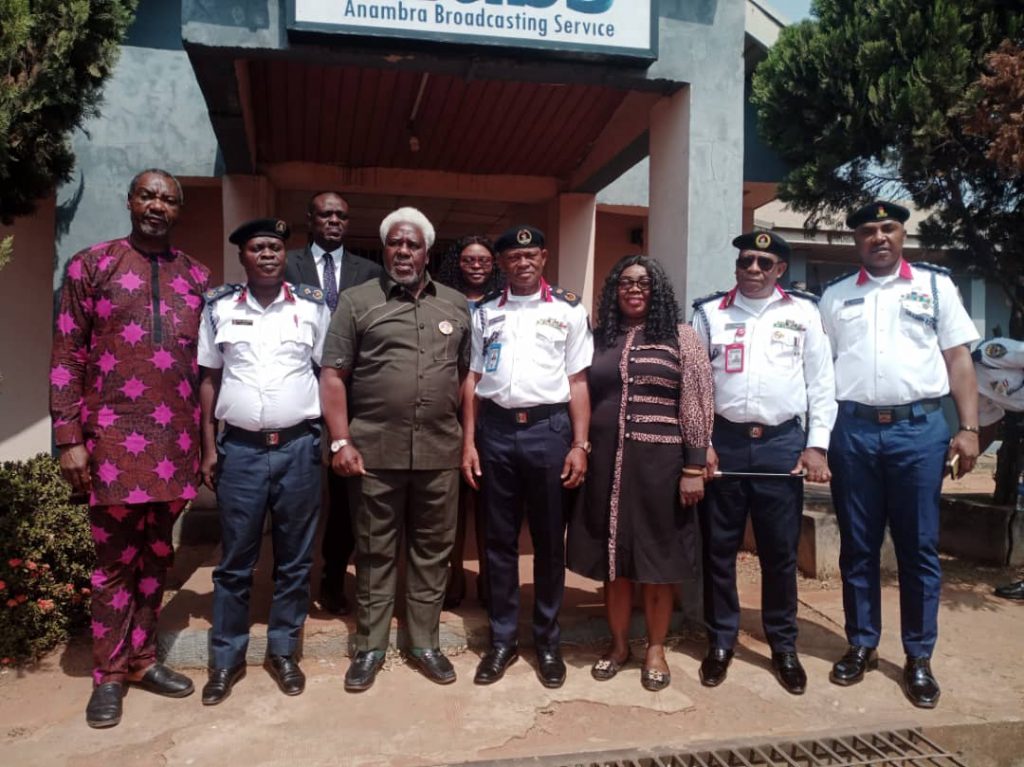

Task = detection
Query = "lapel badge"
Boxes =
[438,320,454,336]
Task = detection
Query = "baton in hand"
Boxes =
[713,470,807,479]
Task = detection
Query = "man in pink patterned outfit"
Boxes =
[49,169,209,728]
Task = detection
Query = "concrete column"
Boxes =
[648,89,692,305]
[221,175,276,284]
[556,193,597,315]
[969,277,986,337]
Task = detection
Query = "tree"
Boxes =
[752,0,1024,504]
[963,41,1024,177]
[0,0,138,224]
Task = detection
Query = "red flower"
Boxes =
[7,558,22,568]
[25,561,37,571]
[15,594,27,604]
[5,599,16,608]
[65,583,75,592]
[37,599,55,613]
[0,658,10,666]
[0,580,6,591]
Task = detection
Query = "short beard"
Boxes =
[388,267,424,290]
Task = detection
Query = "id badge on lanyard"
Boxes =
[725,343,744,373]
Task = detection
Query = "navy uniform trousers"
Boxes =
[829,401,948,659]
[478,403,571,650]
[211,426,321,668]
[699,417,805,653]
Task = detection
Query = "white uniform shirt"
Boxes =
[691,285,837,449]
[974,338,1024,426]
[820,261,979,406]
[198,283,331,430]
[311,242,343,288]
[471,282,594,408]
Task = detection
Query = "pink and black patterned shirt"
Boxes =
[49,238,210,506]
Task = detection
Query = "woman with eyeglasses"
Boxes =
[567,254,714,691]
[437,235,503,608]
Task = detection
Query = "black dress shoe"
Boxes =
[344,650,386,692]
[86,682,124,728]
[903,657,940,708]
[407,648,456,684]
[771,652,807,695]
[132,663,195,698]
[699,647,734,687]
[201,665,246,706]
[473,644,519,685]
[994,580,1024,601]
[536,647,567,688]
[318,578,350,615]
[829,645,878,686]
[265,655,305,695]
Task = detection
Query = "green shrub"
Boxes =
[0,453,95,665]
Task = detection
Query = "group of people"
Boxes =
[50,168,1008,731]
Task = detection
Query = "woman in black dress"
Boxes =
[568,255,714,690]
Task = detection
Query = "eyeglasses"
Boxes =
[736,255,781,271]
[459,256,493,267]
[617,277,653,292]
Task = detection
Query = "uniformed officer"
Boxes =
[462,224,594,688]
[197,218,331,705]
[692,230,836,695]
[820,200,980,708]
[973,337,1024,601]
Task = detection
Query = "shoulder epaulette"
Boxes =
[550,286,582,306]
[912,262,951,276]
[786,288,820,303]
[823,271,857,290]
[691,290,728,310]
[203,284,242,304]
[294,283,325,304]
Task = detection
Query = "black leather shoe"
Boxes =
[829,645,878,686]
[86,682,124,728]
[699,647,734,687]
[201,665,246,706]
[903,657,940,708]
[771,652,807,695]
[265,655,305,695]
[473,644,519,685]
[407,648,456,684]
[132,663,195,698]
[318,578,350,615]
[536,647,566,688]
[994,580,1024,601]
[344,650,386,692]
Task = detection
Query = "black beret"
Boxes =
[846,200,910,229]
[494,225,545,253]
[228,218,290,246]
[732,230,791,259]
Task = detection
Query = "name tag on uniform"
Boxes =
[843,298,864,307]
[725,343,744,373]
[232,319,254,325]
[484,342,502,373]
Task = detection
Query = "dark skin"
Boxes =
[458,243,494,302]
[199,236,288,490]
[704,249,830,484]
[852,219,980,474]
[308,193,349,252]
[59,171,183,498]
[461,243,589,491]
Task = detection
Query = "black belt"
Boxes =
[225,421,314,448]
[843,399,941,424]
[714,416,799,440]
[482,400,565,426]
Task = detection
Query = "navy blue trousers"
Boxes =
[699,418,805,652]
[211,427,321,667]
[478,406,571,649]
[829,402,948,658]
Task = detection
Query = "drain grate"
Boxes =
[461,728,968,767]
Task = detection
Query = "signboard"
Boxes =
[288,0,657,60]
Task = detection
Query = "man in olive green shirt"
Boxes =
[320,207,471,692]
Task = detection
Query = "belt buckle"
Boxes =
[748,425,764,439]
[515,411,528,425]
[264,431,281,447]
[876,409,893,424]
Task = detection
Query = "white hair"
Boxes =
[379,207,435,250]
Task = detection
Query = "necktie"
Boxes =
[322,251,339,312]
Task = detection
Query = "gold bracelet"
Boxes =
[681,468,704,477]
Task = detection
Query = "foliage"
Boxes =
[0,454,94,666]
[751,1,1024,330]
[963,41,1024,176]
[0,0,138,224]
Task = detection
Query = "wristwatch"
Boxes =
[958,425,979,434]
[571,441,592,455]
[330,438,350,454]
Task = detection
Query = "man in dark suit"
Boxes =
[286,190,382,615]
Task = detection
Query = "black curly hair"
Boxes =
[594,255,681,349]
[434,235,504,297]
